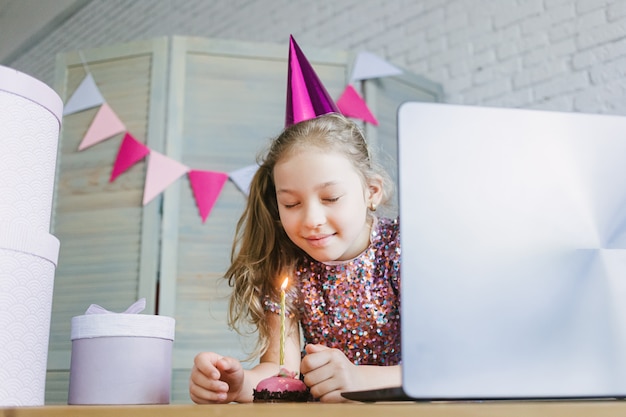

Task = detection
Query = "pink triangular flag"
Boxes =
[110,133,150,182]
[188,170,229,223]
[63,73,105,116]
[78,103,126,150]
[142,151,189,205]
[336,85,379,125]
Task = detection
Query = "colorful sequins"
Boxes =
[266,217,401,366]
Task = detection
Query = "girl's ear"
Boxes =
[367,175,384,207]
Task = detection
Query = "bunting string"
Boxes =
[63,50,402,223]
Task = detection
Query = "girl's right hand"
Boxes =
[189,352,245,404]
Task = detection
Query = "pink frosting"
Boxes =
[255,376,307,393]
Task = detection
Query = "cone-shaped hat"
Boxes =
[285,35,339,127]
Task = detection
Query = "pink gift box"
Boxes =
[68,310,175,405]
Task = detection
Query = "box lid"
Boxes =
[71,314,175,341]
[0,65,63,127]
[0,227,59,266]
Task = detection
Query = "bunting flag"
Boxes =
[63,73,105,116]
[350,51,403,82]
[229,164,259,196]
[142,151,190,205]
[188,170,229,222]
[110,133,150,182]
[337,85,379,126]
[78,103,126,150]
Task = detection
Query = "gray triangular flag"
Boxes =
[63,73,105,116]
[350,51,403,82]
[229,164,259,196]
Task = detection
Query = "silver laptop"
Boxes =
[343,102,626,402]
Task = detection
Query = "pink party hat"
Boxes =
[285,35,339,127]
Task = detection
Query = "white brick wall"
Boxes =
[8,0,626,115]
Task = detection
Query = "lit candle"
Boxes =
[279,277,288,366]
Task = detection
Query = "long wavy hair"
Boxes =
[225,113,393,359]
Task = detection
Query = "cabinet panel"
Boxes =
[48,38,168,404]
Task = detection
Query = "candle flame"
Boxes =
[281,277,288,290]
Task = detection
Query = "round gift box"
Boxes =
[68,313,176,405]
[0,230,60,406]
[0,65,63,234]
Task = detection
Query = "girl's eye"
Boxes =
[324,196,340,203]
[283,202,299,209]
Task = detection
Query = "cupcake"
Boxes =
[253,368,311,402]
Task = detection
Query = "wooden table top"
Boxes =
[2,401,626,417]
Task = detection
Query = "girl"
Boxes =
[189,113,401,403]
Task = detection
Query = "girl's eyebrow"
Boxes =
[276,188,294,195]
[276,181,340,195]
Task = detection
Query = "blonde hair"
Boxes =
[225,113,393,358]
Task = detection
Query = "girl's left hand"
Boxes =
[300,344,362,402]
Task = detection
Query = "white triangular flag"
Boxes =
[350,51,403,82]
[63,73,105,116]
[229,164,259,196]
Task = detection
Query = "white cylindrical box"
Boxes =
[0,65,62,406]
[0,65,63,234]
[0,232,60,406]
[68,314,176,405]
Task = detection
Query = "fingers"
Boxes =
[305,343,330,354]
[189,373,229,403]
[300,345,355,402]
[193,351,223,379]
[301,344,332,374]
[303,367,346,403]
[215,355,240,372]
[318,389,349,403]
[301,345,337,398]
[215,356,244,383]
[189,363,229,403]
[189,352,241,404]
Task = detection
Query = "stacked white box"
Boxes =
[0,65,63,406]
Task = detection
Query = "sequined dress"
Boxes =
[267,217,401,366]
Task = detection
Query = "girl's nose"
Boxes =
[302,202,326,228]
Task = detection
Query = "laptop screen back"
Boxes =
[398,102,626,400]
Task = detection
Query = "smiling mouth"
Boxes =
[305,234,334,247]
